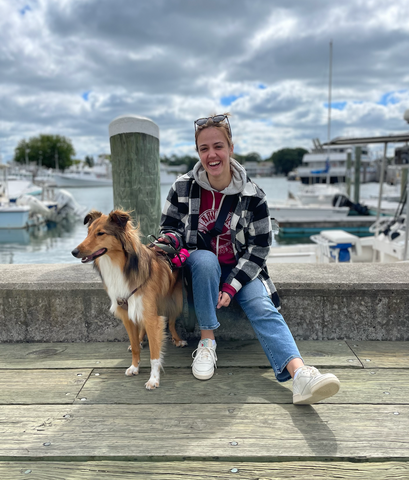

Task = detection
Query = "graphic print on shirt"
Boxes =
[198,208,234,257]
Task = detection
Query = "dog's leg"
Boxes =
[128,324,147,352]
[168,316,187,347]
[144,314,166,390]
[117,309,141,376]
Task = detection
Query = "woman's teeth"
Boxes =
[209,161,220,166]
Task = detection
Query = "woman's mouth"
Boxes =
[208,161,221,168]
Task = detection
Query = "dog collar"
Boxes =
[117,284,143,311]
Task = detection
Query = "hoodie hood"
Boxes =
[193,158,256,195]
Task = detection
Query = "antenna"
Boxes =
[326,40,333,184]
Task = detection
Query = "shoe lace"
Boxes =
[298,366,319,377]
[191,346,217,367]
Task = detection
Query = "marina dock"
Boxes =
[0,339,408,478]
[274,215,376,236]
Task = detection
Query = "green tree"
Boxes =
[269,147,308,176]
[161,154,198,172]
[84,155,95,168]
[14,134,75,170]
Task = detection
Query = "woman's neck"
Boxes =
[207,171,232,191]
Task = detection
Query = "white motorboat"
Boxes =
[54,169,113,187]
[7,179,43,200]
[269,201,350,222]
[293,183,344,205]
[269,216,407,264]
[0,204,31,229]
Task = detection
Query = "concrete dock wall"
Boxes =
[0,263,408,342]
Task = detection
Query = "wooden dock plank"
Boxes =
[0,404,407,460]
[347,341,409,368]
[75,368,409,405]
[0,369,92,405]
[1,461,408,479]
[0,340,361,369]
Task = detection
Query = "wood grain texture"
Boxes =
[75,368,409,405]
[347,341,409,368]
[110,132,161,240]
[1,461,408,479]
[0,340,361,369]
[0,369,92,405]
[0,404,407,460]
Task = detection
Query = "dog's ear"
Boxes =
[84,210,102,226]
[109,210,131,229]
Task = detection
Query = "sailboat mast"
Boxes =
[326,40,333,184]
[327,40,333,146]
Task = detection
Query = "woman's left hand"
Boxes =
[217,291,231,309]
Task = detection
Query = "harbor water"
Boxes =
[0,177,390,264]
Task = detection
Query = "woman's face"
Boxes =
[196,127,233,189]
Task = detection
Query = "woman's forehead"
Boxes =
[197,127,228,144]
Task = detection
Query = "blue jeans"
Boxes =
[185,249,302,382]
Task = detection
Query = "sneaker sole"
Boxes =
[293,376,340,405]
[192,368,214,381]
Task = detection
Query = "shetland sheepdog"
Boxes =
[71,209,186,390]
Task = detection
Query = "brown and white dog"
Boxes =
[71,209,186,390]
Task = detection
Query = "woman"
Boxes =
[159,114,340,404]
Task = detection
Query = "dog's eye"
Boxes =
[96,232,106,236]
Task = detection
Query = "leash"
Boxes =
[117,284,144,311]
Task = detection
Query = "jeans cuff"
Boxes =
[275,355,304,383]
[198,321,220,331]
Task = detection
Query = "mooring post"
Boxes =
[346,151,352,197]
[354,146,361,204]
[109,115,161,243]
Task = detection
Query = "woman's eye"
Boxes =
[97,232,105,236]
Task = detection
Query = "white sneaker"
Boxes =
[191,339,217,380]
[293,366,340,405]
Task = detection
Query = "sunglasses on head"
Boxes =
[194,115,232,137]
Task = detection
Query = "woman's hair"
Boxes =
[195,113,233,151]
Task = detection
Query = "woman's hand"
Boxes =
[217,291,231,309]
[153,237,170,252]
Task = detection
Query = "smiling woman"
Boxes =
[158,113,341,404]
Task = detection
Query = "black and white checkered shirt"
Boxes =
[160,169,280,309]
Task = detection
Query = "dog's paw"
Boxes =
[172,339,188,347]
[145,377,160,390]
[125,364,139,376]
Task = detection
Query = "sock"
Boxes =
[293,366,303,380]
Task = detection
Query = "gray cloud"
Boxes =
[1,0,408,162]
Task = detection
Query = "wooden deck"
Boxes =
[0,339,408,479]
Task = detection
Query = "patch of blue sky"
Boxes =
[174,141,194,148]
[220,94,244,107]
[377,90,407,106]
[19,5,32,15]
[82,91,91,101]
[258,84,267,89]
[323,101,347,110]
[257,118,273,126]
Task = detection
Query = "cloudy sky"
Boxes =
[1,0,409,163]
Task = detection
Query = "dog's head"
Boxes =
[71,209,134,263]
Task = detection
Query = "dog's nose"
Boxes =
[71,248,80,258]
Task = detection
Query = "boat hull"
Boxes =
[0,206,31,229]
[53,174,113,188]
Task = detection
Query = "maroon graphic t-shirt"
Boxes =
[199,189,237,266]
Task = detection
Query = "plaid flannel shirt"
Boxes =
[160,170,280,309]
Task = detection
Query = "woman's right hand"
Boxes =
[153,237,171,252]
